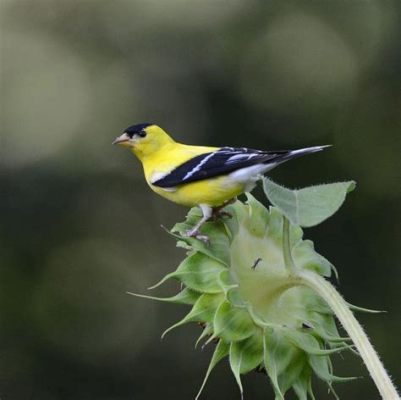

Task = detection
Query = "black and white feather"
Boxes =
[152,145,329,188]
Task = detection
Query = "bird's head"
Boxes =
[113,123,174,159]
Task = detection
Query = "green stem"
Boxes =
[281,217,399,400]
[282,216,297,273]
[298,270,399,400]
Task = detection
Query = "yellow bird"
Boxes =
[113,123,329,240]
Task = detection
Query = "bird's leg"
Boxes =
[185,204,212,243]
[211,198,236,220]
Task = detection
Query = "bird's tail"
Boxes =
[275,145,331,163]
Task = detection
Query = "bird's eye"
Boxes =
[138,130,147,138]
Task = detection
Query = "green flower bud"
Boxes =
[138,194,355,399]
[130,180,398,400]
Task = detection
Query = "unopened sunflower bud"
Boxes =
[137,194,355,399]
[130,179,398,400]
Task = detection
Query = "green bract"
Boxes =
[131,179,360,399]
[263,179,356,227]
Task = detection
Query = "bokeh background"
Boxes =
[1,1,400,399]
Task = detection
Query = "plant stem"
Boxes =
[298,270,399,400]
[281,216,399,400]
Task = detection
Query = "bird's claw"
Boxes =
[212,210,232,220]
[212,200,234,221]
[184,229,210,245]
[195,234,210,245]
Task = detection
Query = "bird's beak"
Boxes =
[112,132,130,146]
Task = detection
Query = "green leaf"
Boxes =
[292,240,333,277]
[213,301,255,342]
[309,354,358,382]
[161,293,224,338]
[267,206,287,239]
[292,381,308,400]
[217,270,238,293]
[263,178,356,227]
[127,287,200,305]
[292,368,313,400]
[263,330,285,400]
[229,332,264,374]
[263,328,309,397]
[195,323,213,348]
[185,293,224,324]
[196,340,229,400]
[347,302,385,314]
[277,353,307,394]
[226,287,246,307]
[303,290,333,315]
[171,208,231,266]
[174,252,228,293]
[282,328,347,356]
[244,193,270,237]
[307,323,351,344]
[229,342,243,397]
[223,200,249,236]
[148,252,228,293]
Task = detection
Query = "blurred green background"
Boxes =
[1,1,400,399]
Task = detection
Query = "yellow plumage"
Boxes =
[115,125,245,207]
[113,123,328,240]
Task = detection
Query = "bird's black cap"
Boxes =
[124,123,153,137]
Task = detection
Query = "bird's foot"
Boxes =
[215,210,233,220]
[212,208,233,221]
[184,228,210,245]
[211,199,235,221]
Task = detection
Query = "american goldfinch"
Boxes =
[113,123,329,240]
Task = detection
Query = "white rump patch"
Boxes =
[228,163,278,186]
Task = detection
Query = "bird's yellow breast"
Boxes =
[150,176,244,207]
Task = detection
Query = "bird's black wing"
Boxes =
[151,147,289,188]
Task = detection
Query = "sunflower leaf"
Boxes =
[263,178,356,227]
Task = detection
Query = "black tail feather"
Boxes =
[265,145,332,164]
